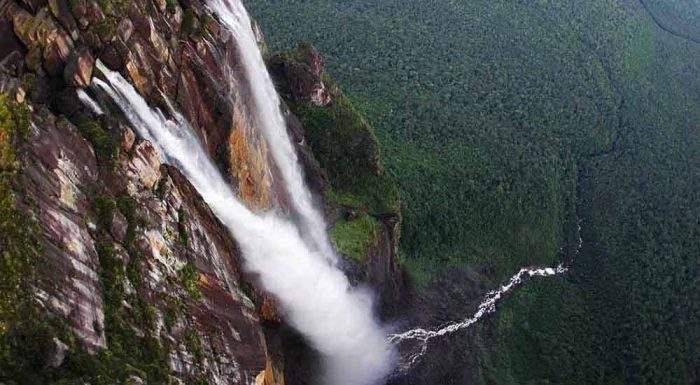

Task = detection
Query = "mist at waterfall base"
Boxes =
[93,64,395,385]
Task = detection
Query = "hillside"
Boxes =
[247,1,699,384]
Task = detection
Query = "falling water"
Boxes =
[388,224,583,374]
[92,62,395,385]
[207,0,336,262]
[77,89,104,115]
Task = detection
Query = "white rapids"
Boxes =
[388,224,582,374]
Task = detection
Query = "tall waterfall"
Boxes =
[93,63,395,385]
[208,0,336,262]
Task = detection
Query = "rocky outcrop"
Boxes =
[63,46,94,87]
[3,74,268,382]
[268,42,332,107]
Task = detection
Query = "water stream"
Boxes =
[388,224,582,374]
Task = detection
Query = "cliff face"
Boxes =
[267,43,409,319]
[0,1,404,384]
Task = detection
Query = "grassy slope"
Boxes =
[247,0,699,383]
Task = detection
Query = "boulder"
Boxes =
[45,338,69,368]
[71,0,105,30]
[63,47,94,87]
[48,0,78,39]
[12,7,74,75]
[117,17,133,42]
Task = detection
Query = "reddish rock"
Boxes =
[70,0,105,30]
[121,125,136,151]
[63,47,94,87]
[12,7,74,75]
[153,0,166,13]
[125,2,150,36]
[297,42,324,76]
[117,17,133,42]
[110,210,128,242]
[127,139,162,190]
[123,44,154,96]
[147,18,169,63]
[48,0,78,38]
[19,107,104,351]
[259,295,282,323]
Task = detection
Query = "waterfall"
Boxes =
[93,63,395,385]
[77,89,104,115]
[207,0,336,262]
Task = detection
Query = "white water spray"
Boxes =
[389,225,583,374]
[93,63,395,385]
[207,0,336,262]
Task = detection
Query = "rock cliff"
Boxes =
[0,1,405,384]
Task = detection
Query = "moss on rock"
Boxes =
[75,115,118,163]
[330,213,381,261]
[178,262,202,300]
[0,94,29,172]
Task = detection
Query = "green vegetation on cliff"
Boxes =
[268,47,399,262]
[0,95,173,384]
[248,1,699,383]
[290,78,399,216]
[75,116,119,164]
[330,213,381,261]
[0,94,38,335]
